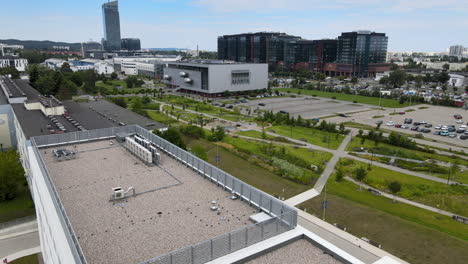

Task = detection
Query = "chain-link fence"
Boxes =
[31,125,297,264]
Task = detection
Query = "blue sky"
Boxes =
[1,0,467,51]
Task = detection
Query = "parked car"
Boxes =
[441,125,448,130]
[448,127,456,132]
[454,114,462,119]
[226,105,234,109]
[258,103,265,106]
[279,110,288,114]
[460,135,468,140]
[399,112,406,115]
[435,124,442,130]
[411,126,419,131]
[420,128,431,133]
[449,133,457,138]
[386,121,395,126]
[375,120,383,125]
[433,131,441,135]
[440,130,450,136]
[457,129,465,133]
[420,121,428,124]
[460,125,467,130]
[395,124,402,128]
[413,122,421,126]
[456,119,464,124]
[404,118,413,124]
[338,113,348,117]
[401,124,409,129]
[424,124,432,128]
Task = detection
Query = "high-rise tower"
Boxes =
[102,0,121,51]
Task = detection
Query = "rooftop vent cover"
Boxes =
[113,187,124,199]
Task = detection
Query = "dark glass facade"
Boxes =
[336,31,388,77]
[217,32,300,64]
[122,38,141,51]
[102,0,121,51]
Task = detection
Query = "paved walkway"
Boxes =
[344,177,457,217]
[0,220,40,262]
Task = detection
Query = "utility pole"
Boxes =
[322,183,328,221]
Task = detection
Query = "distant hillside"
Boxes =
[0,39,82,51]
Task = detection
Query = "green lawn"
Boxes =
[299,183,468,264]
[184,137,311,199]
[146,110,180,126]
[268,125,345,149]
[276,88,418,108]
[0,186,35,223]
[236,130,301,145]
[9,254,39,264]
[339,158,468,216]
[347,137,468,167]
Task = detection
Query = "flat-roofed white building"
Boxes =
[0,56,28,72]
[163,60,268,96]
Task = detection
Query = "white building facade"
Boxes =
[163,61,268,95]
[448,73,468,88]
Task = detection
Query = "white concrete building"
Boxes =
[448,73,468,88]
[113,56,181,78]
[163,60,268,96]
[0,57,28,72]
[0,43,24,57]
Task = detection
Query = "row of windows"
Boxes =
[231,71,250,85]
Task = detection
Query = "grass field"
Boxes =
[96,80,148,94]
[0,185,35,223]
[146,110,180,126]
[9,254,39,264]
[267,125,345,149]
[184,137,311,198]
[347,137,468,167]
[299,185,468,264]
[339,158,468,216]
[276,88,418,108]
[235,130,302,145]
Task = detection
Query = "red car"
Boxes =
[454,114,463,119]
[399,112,405,115]
[394,124,402,128]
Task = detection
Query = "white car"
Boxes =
[420,121,428,124]
[460,125,467,130]
[435,125,442,130]
[442,125,448,130]
[401,124,409,129]
[386,121,395,126]
[456,119,464,124]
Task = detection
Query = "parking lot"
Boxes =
[241,96,373,119]
[327,104,468,146]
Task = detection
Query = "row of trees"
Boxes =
[261,111,350,135]
[28,63,105,99]
[379,70,451,88]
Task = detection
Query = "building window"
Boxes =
[231,71,250,85]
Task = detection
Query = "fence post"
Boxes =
[228,232,232,253]
[210,239,214,261]
[258,195,263,212]
[240,184,243,201]
[269,198,273,214]
[191,246,194,264]
[245,227,248,247]
[261,223,264,240]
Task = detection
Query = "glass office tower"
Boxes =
[337,31,388,77]
[102,1,122,51]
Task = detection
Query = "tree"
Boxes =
[155,127,186,150]
[0,67,20,79]
[112,97,127,108]
[354,167,367,190]
[56,80,77,100]
[351,76,358,84]
[28,65,39,84]
[442,63,450,71]
[0,150,25,202]
[208,126,225,142]
[335,166,344,182]
[60,62,73,73]
[388,181,401,202]
[110,72,118,80]
[142,95,151,105]
[388,70,407,87]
